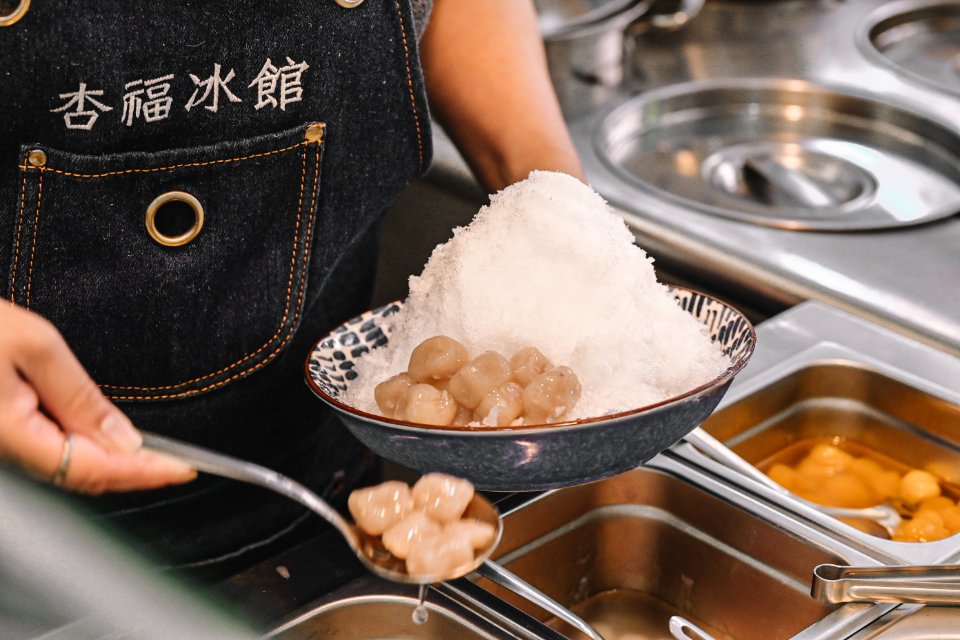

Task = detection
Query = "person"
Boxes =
[0,0,583,577]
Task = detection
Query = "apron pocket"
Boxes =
[7,122,326,401]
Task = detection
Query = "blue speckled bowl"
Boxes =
[305,287,756,491]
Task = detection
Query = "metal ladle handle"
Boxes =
[683,427,783,492]
[141,432,358,547]
[476,557,715,640]
[476,561,604,640]
[682,428,902,535]
[742,156,839,209]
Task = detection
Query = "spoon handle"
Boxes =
[141,432,357,545]
[684,427,787,494]
[682,427,900,535]
[477,561,604,640]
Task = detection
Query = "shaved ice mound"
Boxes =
[347,171,729,422]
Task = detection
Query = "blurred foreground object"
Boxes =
[0,469,257,640]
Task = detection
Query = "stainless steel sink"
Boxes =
[473,463,880,640]
[596,79,960,230]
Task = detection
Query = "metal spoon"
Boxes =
[141,433,502,585]
[476,561,605,640]
[742,155,839,209]
[144,434,606,638]
[683,427,903,536]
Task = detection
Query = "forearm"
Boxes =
[420,0,584,192]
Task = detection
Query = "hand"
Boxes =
[0,301,196,494]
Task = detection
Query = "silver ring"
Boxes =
[52,435,74,487]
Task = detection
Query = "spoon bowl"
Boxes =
[351,492,503,584]
[141,433,502,584]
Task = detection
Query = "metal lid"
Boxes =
[595,79,960,231]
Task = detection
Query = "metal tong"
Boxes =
[812,563,960,606]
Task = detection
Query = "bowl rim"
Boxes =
[304,286,757,436]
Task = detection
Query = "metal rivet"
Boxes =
[145,191,205,247]
[334,0,364,8]
[27,149,46,167]
[0,0,30,27]
[305,123,326,143]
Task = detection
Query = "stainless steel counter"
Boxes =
[421,0,960,357]
[580,0,960,355]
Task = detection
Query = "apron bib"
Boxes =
[1,0,432,569]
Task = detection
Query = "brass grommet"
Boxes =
[305,123,326,143]
[27,149,46,167]
[145,191,205,247]
[0,0,29,26]
[334,0,364,8]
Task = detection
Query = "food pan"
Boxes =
[688,361,960,563]
[673,301,960,566]
[266,575,517,640]
[471,464,882,640]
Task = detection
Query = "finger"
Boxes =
[0,382,68,481]
[4,305,141,452]
[61,435,196,495]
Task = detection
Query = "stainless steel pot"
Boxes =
[537,0,704,115]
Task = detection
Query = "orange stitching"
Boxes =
[291,140,322,318]
[101,142,313,393]
[25,171,44,309]
[18,140,308,179]
[274,139,320,342]
[394,1,424,172]
[9,158,28,302]
[107,142,324,401]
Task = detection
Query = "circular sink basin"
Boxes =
[861,0,960,97]
[596,78,960,230]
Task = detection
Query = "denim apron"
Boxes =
[1,0,432,571]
